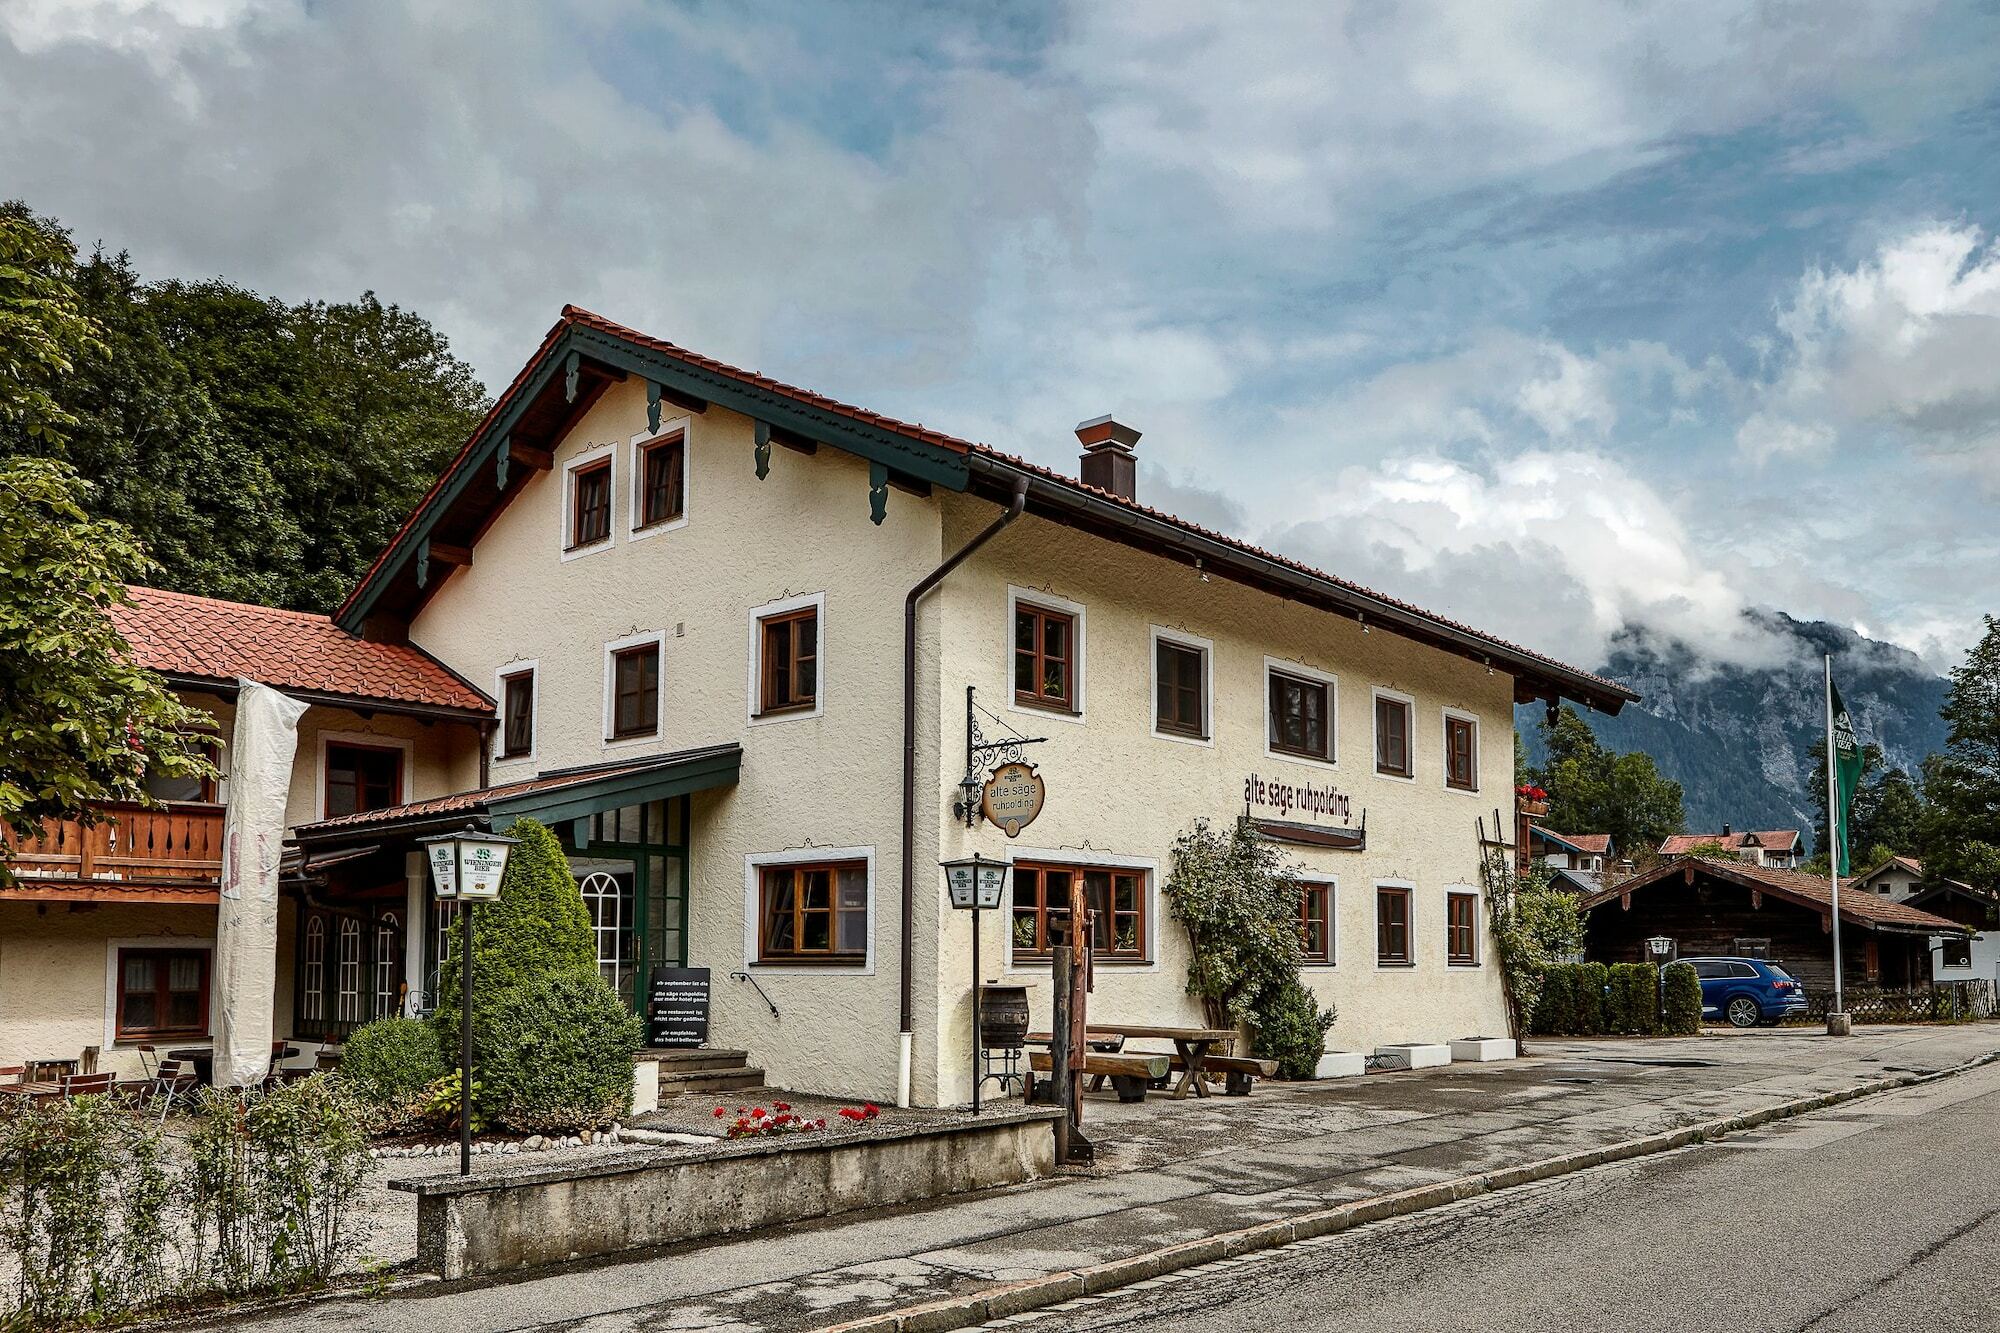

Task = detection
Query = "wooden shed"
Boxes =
[1580,856,1969,992]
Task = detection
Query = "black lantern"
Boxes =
[418,824,517,1175]
[941,853,1007,1111]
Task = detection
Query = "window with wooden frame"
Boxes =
[1013,602,1076,711]
[636,431,686,530]
[568,456,612,549]
[757,607,819,716]
[116,947,210,1041]
[757,860,868,964]
[1009,862,1147,961]
[1155,638,1206,738]
[1298,882,1333,964]
[1444,713,1477,791]
[1269,669,1332,761]
[1376,886,1412,966]
[1446,891,1479,966]
[143,734,220,803]
[1375,694,1414,777]
[500,670,534,758]
[323,743,403,817]
[610,642,660,739]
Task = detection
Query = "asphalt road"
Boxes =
[1000,1060,2000,1333]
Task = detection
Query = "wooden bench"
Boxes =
[1026,1050,1172,1103]
[1164,1053,1279,1096]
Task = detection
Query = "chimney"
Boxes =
[1721,822,1732,840]
[1075,415,1140,500]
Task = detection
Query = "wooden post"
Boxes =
[1050,948,1072,1164]
[1063,876,1093,1162]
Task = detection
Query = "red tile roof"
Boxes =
[1564,833,1614,854]
[113,587,490,715]
[337,306,1634,708]
[1657,830,1800,856]
[1586,856,1967,934]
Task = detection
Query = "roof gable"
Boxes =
[1583,855,1967,935]
[334,307,1636,713]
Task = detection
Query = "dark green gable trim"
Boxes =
[488,744,742,830]
[336,320,972,636]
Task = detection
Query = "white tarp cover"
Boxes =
[214,678,309,1088]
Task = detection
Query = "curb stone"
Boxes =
[809,1049,2000,1333]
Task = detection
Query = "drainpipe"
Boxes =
[899,477,1029,1107]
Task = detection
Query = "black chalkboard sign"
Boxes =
[647,967,711,1047]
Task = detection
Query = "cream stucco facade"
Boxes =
[402,376,1518,1105]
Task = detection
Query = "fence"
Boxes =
[1785,979,1996,1025]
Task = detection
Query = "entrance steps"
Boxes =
[645,1047,765,1096]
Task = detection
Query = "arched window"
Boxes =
[577,871,629,994]
[374,912,403,1019]
[302,916,326,1023]
[336,918,363,1024]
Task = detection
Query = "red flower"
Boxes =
[862,1103,880,1119]
[773,1101,791,1112]
[751,1106,767,1119]
[712,1106,726,1118]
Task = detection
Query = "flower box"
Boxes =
[1314,1051,1366,1079]
[1373,1042,1451,1071]
[1448,1037,1516,1062]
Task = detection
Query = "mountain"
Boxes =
[1518,611,1950,851]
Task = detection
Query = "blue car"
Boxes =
[1676,957,1809,1027]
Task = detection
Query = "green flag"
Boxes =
[1829,678,1865,876]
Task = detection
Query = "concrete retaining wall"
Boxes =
[391,1108,1061,1279]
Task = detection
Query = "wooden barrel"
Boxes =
[979,983,1031,1050]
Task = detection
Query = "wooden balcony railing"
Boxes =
[2,801,226,886]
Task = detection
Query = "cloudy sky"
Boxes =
[5,0,1999,673]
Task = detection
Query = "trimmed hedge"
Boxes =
[1532,961,1665,1036]
[340,1017,446,1108]
[1663,962,1702,1034]
[477,971,643,1133]
[1250,979,1336,1080]
[1576,962,1609,1035]
[1605,963,1659,1035]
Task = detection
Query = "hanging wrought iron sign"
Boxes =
[981,761,1046,838]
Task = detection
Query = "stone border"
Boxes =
[810,1051,2000,1333]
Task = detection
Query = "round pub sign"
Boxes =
[981,761,1046,838]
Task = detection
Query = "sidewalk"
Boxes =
[199,1023,2000,1333]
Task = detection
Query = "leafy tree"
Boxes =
[1530,706,1685,854]
[1919,616,2000,890]
[432,818,597,1036]
[0,201,488,613]
[0,206,214,879]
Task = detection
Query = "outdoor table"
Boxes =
[167,1048,214,1085]
[1027,1024,1237,1099]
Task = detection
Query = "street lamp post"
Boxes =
[419,824,517,1176]
[942,853,1007,1112]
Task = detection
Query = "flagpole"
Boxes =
[1825,654,1845,1022]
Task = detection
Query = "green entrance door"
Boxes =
[565,794,691,1015]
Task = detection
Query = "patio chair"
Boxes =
[146,1060,199,1123]
[0,1066,23,1086]
[57,1072,116,1100]
[134,1043,159,1080]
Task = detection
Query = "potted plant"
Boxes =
[1516,783,1549,817]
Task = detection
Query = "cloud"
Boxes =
[1748,222,2000,477]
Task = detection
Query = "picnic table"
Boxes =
[1027,1024,1241,1100]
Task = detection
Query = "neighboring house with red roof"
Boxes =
[1582,856,1969,1003]
[1658,825,1803,870]
[0,588,492,1079]
[1528,827,1616,874]
[4,306,1641,1102]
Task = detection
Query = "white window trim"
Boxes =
[742,845,877,976]
[746,591,827,726]
[1299,877,1337,968]
[602,630,667,747]
[1370,686,1418,784]
[627,419,692,541]
[1445,885,1483,968]
[1263,655,1339,767]
[1374,878,1417,971]
[1440,706,1481,796]
[104,936,218,1050]
[493,659,539,768]
[560,444,616,562]
[314,730,415,822]
[1149,626,1214,747]
[998,844,1161,973]
[1006,585,1087,725]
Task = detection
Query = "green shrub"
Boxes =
[432,817,597,1046]
[1536,962,1576,1035]
[339,1017,446,1112]
[1250,980,1337,1079]
[476,971,643,1133]
[1576,962,1610,1035]
[0,1094,175,1324]
[1662,963,1702,1034]
[1604,963,1658,1034]
[187,1075,371,1297]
